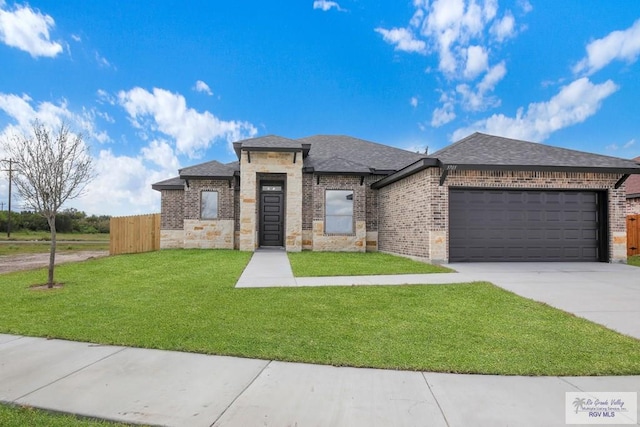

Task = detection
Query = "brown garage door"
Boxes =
[449,189,607,262]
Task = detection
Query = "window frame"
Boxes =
[200,190,219,220]
[324,189,354,235]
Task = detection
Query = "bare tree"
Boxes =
[3,120,95,287]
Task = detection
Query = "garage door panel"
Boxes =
[449,189,602,262]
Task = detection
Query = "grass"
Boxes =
[628,256,640,267]
[0,232,109,241]
[1,250,639,376]
[0,233,109,255]
[288,251,452,276]
[0,404,132,426]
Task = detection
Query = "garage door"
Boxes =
[449,189,605,262]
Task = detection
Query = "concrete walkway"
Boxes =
[1,334,638,427]
[236,248,471,287]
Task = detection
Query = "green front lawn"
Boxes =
[0,404,130,426]
[288,251,452,276]
[0,250,639,376]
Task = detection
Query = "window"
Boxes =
[201,191,218,219]
[262,184,282,192]
[325,190,353,234]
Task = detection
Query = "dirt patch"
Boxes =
[30,283,65,290]
[0,251,109,274]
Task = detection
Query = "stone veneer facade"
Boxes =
[238,151,303,251]
[378,169,627,263]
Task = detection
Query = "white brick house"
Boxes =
[153,133,640,263]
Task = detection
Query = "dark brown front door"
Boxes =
[259,184,284,247]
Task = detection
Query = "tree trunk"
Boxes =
[47,215,57,288]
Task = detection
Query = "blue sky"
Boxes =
[1,0,639,216]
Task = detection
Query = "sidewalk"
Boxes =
[2,334,638,427]
[235,248,472,288]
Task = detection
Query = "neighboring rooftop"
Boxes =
[626,156,640,197]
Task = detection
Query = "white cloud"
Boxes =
[374,27,426,54]
[378,0,530,127]
[193,80,213,96]
[0,2,63,57]
[573,18,640,75]
[464,45,488,79]
[75,148,167,217]
[141,139,180,171]
[118,86,257,158]
[410,96,419,108]
[457,61,506,111]
[624,138,636,149]
[452,77,618,142]
[431,92,456,127]
[490,11,516,42]
[519,0,533,13]
[313,0,345,12]
[95,51,113,69]
[71,34,81,42]
[0,92,183,216]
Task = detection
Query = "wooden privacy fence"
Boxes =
[628,214,640,256]
[110,213,160,255]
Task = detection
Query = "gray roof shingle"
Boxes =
[151,176,185,190]
[430,133,640,170]
[311,156,372,174]
[238,135,302,150]
[299,135,424,172]
[179,160,239,178]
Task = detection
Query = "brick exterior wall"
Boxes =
[160,189,184,230]
[183,179,235,220]
[627,197,640,215]
[378,168,627,263]
[302,173,314,230]
[378,168,435,260]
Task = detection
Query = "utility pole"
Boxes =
[8,159,12,238]
[1,159,16,238]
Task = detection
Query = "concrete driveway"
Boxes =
[447,262,640,340]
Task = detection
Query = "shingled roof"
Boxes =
[373,133,640,189]
[298,135,424,173]
[153,133,640,192]
[430,133,640,171]
[179,160,239,179]
[151,176,185,191]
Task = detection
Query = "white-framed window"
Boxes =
[201,191,218,219]
[325,189,354,234]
